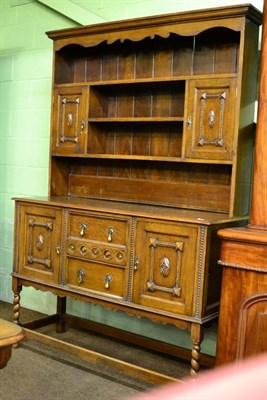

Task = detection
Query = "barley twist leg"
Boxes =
[190,323,203,376]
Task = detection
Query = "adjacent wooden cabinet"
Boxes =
[12,4,262,377]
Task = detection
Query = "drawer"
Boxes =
[66,258,128,299]
[67,211,129,245]
[66,238,127,267]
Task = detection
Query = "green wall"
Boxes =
[0,0,263,356]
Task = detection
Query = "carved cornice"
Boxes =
[47,5,262,51]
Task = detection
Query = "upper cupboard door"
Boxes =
[52,86,89,154]
[184,78,236,160]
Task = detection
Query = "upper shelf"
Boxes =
[51,153,233,165]
[54,73,238,88]
[53,28,241,85]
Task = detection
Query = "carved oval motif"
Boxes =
[160,256,171,277]
[208,109,216,128]
[36,234,44,250]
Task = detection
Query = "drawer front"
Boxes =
[132,220,199,316]
[66,238,127,267]
[15,203,63,284]
[67,211,129,246]
[66,258,127,299]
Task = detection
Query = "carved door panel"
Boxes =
[132,220,198,316]
[184,78,236,160]
[52,86,89,154]
[236,293,267,359]
[15,204,63,284]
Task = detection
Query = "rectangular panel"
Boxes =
[69,174,231,212]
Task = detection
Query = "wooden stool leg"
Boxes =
[0,346,12,369]
[190,323,203,376]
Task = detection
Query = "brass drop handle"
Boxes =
[104,274,112,289]
[80,223,87,237]
[81,118,86,132]
[77,268,85,285]
[107,227,114,243]
[134,256,139,272]
[56,241,60,255]
[186,116,192,129]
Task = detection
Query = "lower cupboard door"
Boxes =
[132,220,199,316]
[16,204,63,284]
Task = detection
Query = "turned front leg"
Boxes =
[12,281,22,348]
[190,323,203,376]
